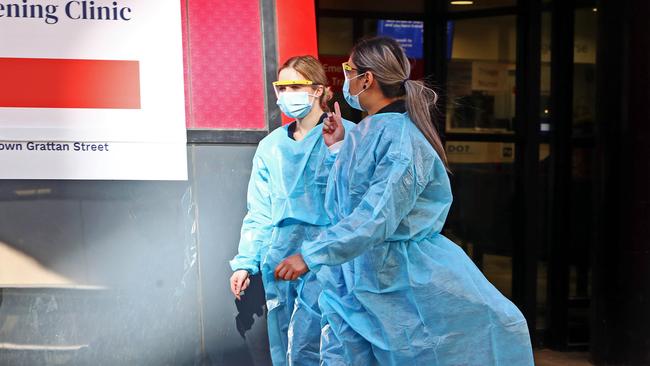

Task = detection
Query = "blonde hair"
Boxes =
[279,55,333,112]
[351,37,449,169]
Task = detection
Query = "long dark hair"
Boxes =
[351,37,449,169]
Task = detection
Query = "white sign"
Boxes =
[471,62,508,92]
[0,0,187,180]
[446,142,515,164]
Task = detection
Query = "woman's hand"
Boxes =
[230,270,251,300]
[323,102,345,147]
[274,254,309,281]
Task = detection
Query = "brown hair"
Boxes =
[279,55,332,112]
[351,37,449,169]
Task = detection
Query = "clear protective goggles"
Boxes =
[342,62,363,80]
[272,79,321,98]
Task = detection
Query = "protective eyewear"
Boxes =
[272,79,320,97]
[342,62,360,79]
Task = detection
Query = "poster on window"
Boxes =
[0,0,187,180]
[377,20,423,59]
[471,62,509,92]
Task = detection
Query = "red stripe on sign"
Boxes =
[0,58,141,109]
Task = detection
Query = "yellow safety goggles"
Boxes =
[272,79,320,97]
[342,62,360,79]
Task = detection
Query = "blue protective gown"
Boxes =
[230,118,355,366]
[302,109,535,365]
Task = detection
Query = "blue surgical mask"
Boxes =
[342,73,367,111]
[276,92,316,119]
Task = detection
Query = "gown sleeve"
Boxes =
[229,152,273,275]
[302,124,430,271]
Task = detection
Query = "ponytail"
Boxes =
[403,80,449,169]
[351,36,449,170]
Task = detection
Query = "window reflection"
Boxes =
[573,8,597,136]
[446,16,517,134]
[443,141,516,298]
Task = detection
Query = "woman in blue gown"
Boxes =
[229,55,354,366]
[275,38,534,365]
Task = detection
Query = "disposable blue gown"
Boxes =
[230,119,355,366]
[302,111,534,365]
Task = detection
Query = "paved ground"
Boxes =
[534,349,593,366]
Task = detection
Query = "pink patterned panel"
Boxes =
[184,0,266,129]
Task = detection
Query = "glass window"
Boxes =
[536,6,598,342]
[0,179,203,364]
[446,16,517,134]
[568,7,597,344]
[318,17,354,56]
[318,17,357,119]
[541,12,552,133]
[319,16,427,121]
[538,142,551,331]
[537,12,552,331]
[375,19,425,80]
[0,145,260,364]
[573,8,598,137]
[319,0,424,13]
[443,141,516,298]
[363,18,378,38]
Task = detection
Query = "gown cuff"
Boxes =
[301,247,321,273]
[328,140,343,154]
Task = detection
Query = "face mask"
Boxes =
[342,72,367,111]
[276,92,316,119]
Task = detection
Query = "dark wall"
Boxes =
[0,145,272,366]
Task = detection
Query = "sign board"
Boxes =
[377,20,423,59]
[446,142,515,164]
[0,0,187,180]
[319,55,348,93]
[471,62,509,92]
